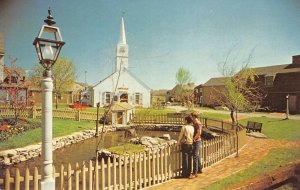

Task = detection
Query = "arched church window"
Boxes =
[120,93,128,103]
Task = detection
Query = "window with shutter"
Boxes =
[105,92,111,104]
[135,93,142,105]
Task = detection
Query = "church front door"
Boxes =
[120,93,128,103]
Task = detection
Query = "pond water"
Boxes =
[1,130,180,177]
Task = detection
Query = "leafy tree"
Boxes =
[215,52,265,123]
[175,67,193,103]
[30,57,76,109]
[176,67,192,86]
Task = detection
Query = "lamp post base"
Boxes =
[40,179,55,190]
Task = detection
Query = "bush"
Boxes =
[0,118,41,141]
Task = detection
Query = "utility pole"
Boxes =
[95,102,100,137]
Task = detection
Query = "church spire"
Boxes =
[116,17,129,71]
[119,17,127,45]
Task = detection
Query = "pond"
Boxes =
[1,130,180,177]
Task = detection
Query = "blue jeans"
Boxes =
[181,143,193,177]
[193,140,201,174]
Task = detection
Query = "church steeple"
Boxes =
[119,17,127,45]
[116,17,129,71]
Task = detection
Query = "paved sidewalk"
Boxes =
[166,106,300,120]
[147,137,300,190]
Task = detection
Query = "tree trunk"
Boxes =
[230,109,235,124]
[55,93,58,109]
[235,108,238,124]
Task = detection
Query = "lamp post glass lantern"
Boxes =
[33,8,65,190]
[33,8,65,72]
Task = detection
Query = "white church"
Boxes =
[92,17,151,108]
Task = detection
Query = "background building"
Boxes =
[198,55,300,113]
[252,55,300,113]
[201,77,228,107]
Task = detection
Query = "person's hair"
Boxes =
[185,116,193,124]
[191,112,198,118]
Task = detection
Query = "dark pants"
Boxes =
[181,143,193,177]
[193,140,202,174]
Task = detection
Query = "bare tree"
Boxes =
[214,51,265,123]
[2,59,30,124]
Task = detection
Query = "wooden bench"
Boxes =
[246,121,263,133]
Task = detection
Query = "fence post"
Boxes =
[221,121,224,133]
[77,110,81,121]
[205,118,207,128]
[5,169,10,190]
[32,106,36,119]
[236,124,239,157]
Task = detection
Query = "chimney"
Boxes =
[292,55,300,65]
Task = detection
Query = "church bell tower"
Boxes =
[116,17,129,71]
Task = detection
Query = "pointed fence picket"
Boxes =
[0,128,245,189]
[0,111,246,189]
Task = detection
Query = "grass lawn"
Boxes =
[0,118,96,151]
[201,112,231,121]
[135,107,177,115]
[203,148,300,190]
[239,117,300,141]
[107,143,145,155]
[203,117,300,189]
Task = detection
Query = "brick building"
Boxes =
[197,55,300,113]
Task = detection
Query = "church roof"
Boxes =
[127,69,151,90]
[92,68,151,91]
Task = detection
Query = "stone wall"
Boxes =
[0,126,116,166]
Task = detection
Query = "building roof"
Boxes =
[111,102,133,111]
[251,64,289,76]
[195,84,203,89]
[249,63,300,76]
[151,89,168,96]
[93,68,151,91]
[203,77,229,86]
[4,67,25,78]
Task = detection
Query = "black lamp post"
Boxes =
[33,8,65,190]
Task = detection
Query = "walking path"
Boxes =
[147,137,300,190]
[167,105,300,120]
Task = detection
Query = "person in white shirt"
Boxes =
[178,116,194,178]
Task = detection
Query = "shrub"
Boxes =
[0,118,41,141]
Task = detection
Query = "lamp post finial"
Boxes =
[44,7,56,26]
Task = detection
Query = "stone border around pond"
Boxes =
[0,126,116,166]
[0,123,223,166]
